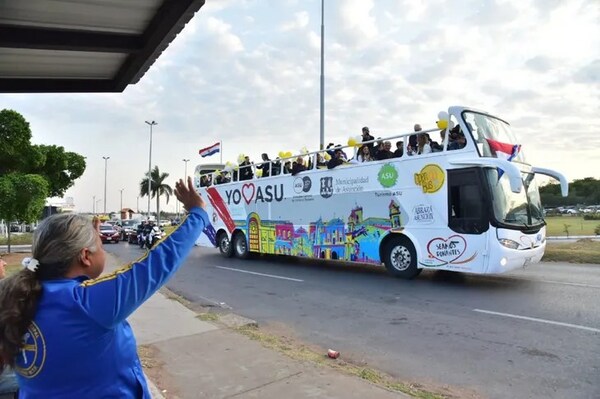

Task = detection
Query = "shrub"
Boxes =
[595,225,600,236]
[583,214,600,221]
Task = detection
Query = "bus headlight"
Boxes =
[499,238,520,249]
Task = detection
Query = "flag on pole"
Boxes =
[486,138,521,179]
[199,142,220,158]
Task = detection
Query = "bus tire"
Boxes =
[218,231,234,258]
[232,231,250,259]
[382,236,421,279]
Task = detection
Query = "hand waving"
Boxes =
[175,177,205,212]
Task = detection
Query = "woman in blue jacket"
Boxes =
[0,177,208,398]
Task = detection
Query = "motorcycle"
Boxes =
[139,227,164,249]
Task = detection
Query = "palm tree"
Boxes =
[139,166,173,225]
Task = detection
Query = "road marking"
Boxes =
[535,279,600,289]
[473,309,600,333]
[215,266,304,282]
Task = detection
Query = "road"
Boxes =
[108,242,600,399]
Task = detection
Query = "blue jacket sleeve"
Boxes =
[73,207,209,328]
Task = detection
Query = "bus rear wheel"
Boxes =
[232,232,250,259]
[383,236,421,279]
[218,232,233,258]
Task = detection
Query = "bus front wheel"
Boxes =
[232,232,250,259]
[383,236,421,279]
[218,232,233,258]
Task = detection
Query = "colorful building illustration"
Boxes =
[236,200,403,264]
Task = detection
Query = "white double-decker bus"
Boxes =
[193,106,568,279]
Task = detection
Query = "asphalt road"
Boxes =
[108,242,600,399]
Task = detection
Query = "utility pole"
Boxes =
[145,120,157,219]
[319,0,325,150]
[102,156,110,215]
[181,158,190,220]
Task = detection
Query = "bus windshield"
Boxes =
[485,169,544,229]
[463,111,527,164]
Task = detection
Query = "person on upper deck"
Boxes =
[239,155,254,181]
[291,157,307,176]
[357,145,373,162]
[374,141,394,160]
[256,153,272,178]
[361,127,375,153]
[417,134,432,154]
[393,141,403,158]
[327,148,345,169]
[408,124,421,152]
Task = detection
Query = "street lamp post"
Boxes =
[119,188,124,218]
[145,121,157,220]
[136,195,140,214]
[102,156,110,215]
[92,195,96,214]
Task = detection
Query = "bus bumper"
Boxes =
[487,242,546,274]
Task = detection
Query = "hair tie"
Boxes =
[21,257,40,272]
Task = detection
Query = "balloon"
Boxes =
[300,146,309,154]
[278,151,285,158]
[348,137,357,147]
[324,153,331,160]
[284,151,293,158]
[355,135,362,145]
[437,111,449,121]
[256,169,263,178]
[436,120,448,130]
[237,154,246,163]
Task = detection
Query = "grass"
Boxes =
[236,324,449,399]
[542,239,600,264]
[0,233,34,245]
[196,312,220,322]
[544,216,599,236]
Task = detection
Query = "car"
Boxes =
[119,219,139,241]
[99,224,120,244]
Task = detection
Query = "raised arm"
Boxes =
[73,177,207,328]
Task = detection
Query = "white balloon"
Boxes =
[437,111,449,121]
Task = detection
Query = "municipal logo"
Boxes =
[15,321,46,378]
[320,177,333,198]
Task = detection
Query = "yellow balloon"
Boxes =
[285,151,293,158]
[256,169,263,177]
[278,151,285,158]
[437,120,448,130]
[324,153,331,160]
[348,137,357,147]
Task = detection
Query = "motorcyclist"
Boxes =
[142,220,161,248]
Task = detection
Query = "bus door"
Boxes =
[445,168,490,272]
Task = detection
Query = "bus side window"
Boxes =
[447,169,489,234]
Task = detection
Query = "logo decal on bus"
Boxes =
[414,164,445,193]
[225,183,284,205]
[294,176,312,194]
[378,163,398,188]
[320,177,333,198]
[420,235,477,267]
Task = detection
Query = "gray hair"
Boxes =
[32,213,98,278]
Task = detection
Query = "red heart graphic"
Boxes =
[242,183,255,205]
[427,235,467,263]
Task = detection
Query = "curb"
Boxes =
[147,376,166,399]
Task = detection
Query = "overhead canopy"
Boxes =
[0,0,205,93]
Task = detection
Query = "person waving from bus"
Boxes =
[0,177,208,399]
[327,148,345,169]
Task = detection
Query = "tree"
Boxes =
[0,109,86,252]
[0,173,49,252]
[139,166,173,225]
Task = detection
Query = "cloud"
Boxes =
[281,11,310,31]
[572,59,600,84]
[525,56,557,73]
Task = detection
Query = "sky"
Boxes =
[0,0,598,214]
